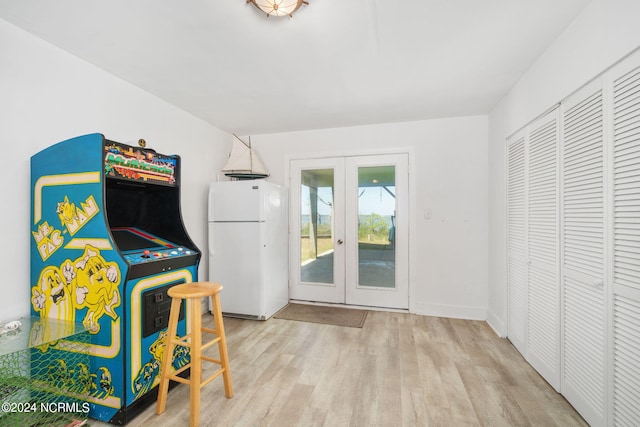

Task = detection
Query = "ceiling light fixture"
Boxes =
[247,0,309,17]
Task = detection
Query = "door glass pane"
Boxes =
[357,166,396,288]
[300,169,334,284]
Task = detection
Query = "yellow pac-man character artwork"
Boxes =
[32,245,122,334]
[56,196,78,228]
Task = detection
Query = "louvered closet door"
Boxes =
[507,132,528,353]
[561,80,607,427]
[526,110,561,391]
[609,50,640,427]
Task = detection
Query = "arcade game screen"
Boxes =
[111,228,164,251]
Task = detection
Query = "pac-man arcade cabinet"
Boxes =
[30,133,200,424]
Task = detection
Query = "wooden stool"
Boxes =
[156,282,233,427]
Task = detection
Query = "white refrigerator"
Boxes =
[208,180,289,319]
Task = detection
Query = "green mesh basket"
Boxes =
[0,318,92,427]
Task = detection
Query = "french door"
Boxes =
[289,154,408,309]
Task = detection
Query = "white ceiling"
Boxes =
[0,0,591,135]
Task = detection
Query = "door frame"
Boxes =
[285,148,413,310]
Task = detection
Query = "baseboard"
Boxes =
[410,301,487,321]
[485,310,507,338]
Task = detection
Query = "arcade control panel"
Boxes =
[123,246,196,264]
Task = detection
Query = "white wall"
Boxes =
[487,0,640,336]
[249,116,489,319]
[0,19,229,321]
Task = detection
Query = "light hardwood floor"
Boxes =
[92,311,587,426]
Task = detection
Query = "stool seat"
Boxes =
[168,282,222,299]
[156,281,233,427]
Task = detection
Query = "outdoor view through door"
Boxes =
[300,168,335,284]
[290,154,408,309]
[356,166,396,288]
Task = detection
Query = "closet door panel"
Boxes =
[507,133,528,354]
[526,111,560,390]
[612,288,640,426]
[613,57,640,294]
[561,81,606,426]
[610,51,640,427]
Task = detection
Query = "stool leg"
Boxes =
[190,297,202,427]
[156,297,182,415]
[212,293,233,398]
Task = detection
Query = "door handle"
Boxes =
[337,239,344,245]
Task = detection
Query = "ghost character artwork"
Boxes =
[31,134,201,423]
[32,265,75,322]
[31,246,122,335]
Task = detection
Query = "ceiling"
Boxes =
[0,0,591,135]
